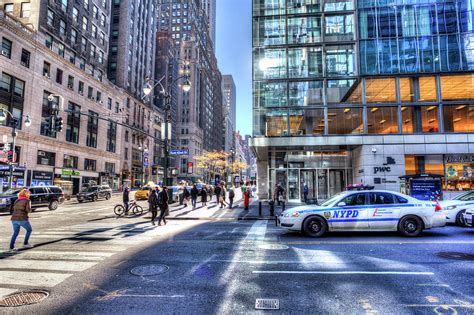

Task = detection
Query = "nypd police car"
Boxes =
[277,189,446,237]
[439,191,474,226]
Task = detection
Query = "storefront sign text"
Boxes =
[446,155,474,164]
[62,169,80,176]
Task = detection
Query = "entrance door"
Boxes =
[300,170,316,202]
[329,170,345,197]
[288,169,299,201]
[317,169,328,201]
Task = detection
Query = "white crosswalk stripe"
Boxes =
[0,221,158,299]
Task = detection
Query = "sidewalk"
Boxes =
[165,188,303,220]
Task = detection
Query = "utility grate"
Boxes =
[130,264,169,276]
[0,290,49,307]
[255,298,280,310]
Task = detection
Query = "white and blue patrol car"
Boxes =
[277,190,446,237]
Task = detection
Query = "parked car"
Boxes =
[76,185,112,203]
[0,186,65,213]
[464,205,474,227]
[439,191,474,226]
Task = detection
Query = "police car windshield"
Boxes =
[320,192,346,207]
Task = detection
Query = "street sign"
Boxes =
[143,152,149,167]
[187,162,193,174]
[170,149,189,155]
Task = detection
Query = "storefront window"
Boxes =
[254,81,288,107]
[253,16,286,46]
[326,79,356,103]
[253,0,285,16]
[440,74,474,101]
[367,106,398,134]
[365,78,396,103]
[289,109,325,135]
[445,155,474,191]
[419,77,437,102]
[287,0,321,14]
[289,81,323,106]
[254,48,287,80]
[288,47,323,78]
[327,107,363,134]
[443,105,474,132]
[288,16,322,44]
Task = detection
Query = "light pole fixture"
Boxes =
[0,108,32,189]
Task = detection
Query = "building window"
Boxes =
[86,110,98,148]
[56,68,63,84]
[83,0,89,10]
[96,91,101,102]
[107,97,112,110]
[87,87,93,99]
[327,107,363,135]
[125,130,129,142]
[20,49,30,68]
[84,159,96,171]
[92,5,98,18]
[443,105,474,133]
[61,0,68,11]
[78,81,84,95]
[58,43,65,57]
[105,162,115,174]
[401,106,439,133]
[4,4,13,13]
[69,50,76,64]
[40,91,58,138]
[82,16,88,31]
[47,9,54,26]
[0,72,11,93]
[99,32,105,45]
[91,24,97,38]
[59,19,66,36]
[45,34,53,49]
[98,50,104,64]
[63,155,78,169]
[14,79,24,97]
[66,102,81,143]
[90,44,96,58]
[67,75,74,89]
[72,7,78,23]
[43,61,51,77]
[367,106,398,134]
[20,2,31,18]
[106,120,117,153]
[37,150,56,166]
[1,37,12,59]
[125,147,128,159]
[100,13,106,27]
[79,57,85,70]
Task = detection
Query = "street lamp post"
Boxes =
[138,144,148,186]
[142,73,191,187]
[0,109,31,189]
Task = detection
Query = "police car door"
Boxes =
[330,192,369,230]
[367,192,400,230]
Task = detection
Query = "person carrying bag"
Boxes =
[9,188,33,251]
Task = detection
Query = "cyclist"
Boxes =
[123,186,130,214]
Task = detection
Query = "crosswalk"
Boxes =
[0,220,191,299]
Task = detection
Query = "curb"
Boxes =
[149,216,276,221]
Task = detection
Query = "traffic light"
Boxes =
[54,116,64,132]
[44,116,53,133]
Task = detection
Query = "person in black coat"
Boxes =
[158,187,169,226]
[123,186,130,213]
[148,188,159,225]
[201,187,208,206]
[190,184,199,209]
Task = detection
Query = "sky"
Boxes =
[216,0,252,136]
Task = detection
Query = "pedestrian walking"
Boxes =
[158,186,169,226]
[183,186,190,207]
[201,187,208,206]
[9,188,33,251]
[275,183,285,206]
[214,184,222,205]
[178,184,185,206]
[206,185,213,203]
[191,184,199,209]
[228,186,235,209]
[243,182,251,210]
[303,183,309,203]
[148,187,159,225]
[219,182,227,209]
[123,186,130,214]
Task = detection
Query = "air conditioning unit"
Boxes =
[38,151,46,156]
[1,50,8,56]
[43,73,50,78]
[68,84,73,89]
[98,100,103,104]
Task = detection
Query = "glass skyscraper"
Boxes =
[252,0,474,202]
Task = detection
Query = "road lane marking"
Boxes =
[426,296,440,303]
[0,288,17,298]
[416,284,450,288]
[245,220,268,242]
[0,259,97,272]
[359,299,378,315]
[253,271,435,275]
[285,241,474,245]
[0,271,73,287]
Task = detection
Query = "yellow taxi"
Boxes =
[134,186,152,200]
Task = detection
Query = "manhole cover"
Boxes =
[0,290,49,307]
[255,298,280,310]
[130,264,169,276]
[259,244,289,250]
[437,252,474,261]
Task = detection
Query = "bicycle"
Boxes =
[114,200,144,216]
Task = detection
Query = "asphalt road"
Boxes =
[0,196,473,314]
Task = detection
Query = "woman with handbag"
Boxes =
[9,188,33,251]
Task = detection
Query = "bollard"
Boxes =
[269,200,275,216]
[282,201,286,212]
[259,201,262,217]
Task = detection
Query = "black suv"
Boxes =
[76,185,112,203]
[0,186,65,213]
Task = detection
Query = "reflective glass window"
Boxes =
[253,0,285,16]
[401,106,439,133]
[443,105,474,133]
[324,0,353,12]
[421,105,439,133]
[325,45,355,75]
[289,81,324,106]
[327,107,363,134]
[254,109,288,137]
[324,14,354,41]
[365,78,396,103]
[401,106,414,133]
[253,16,285,46]
[289,109,325,135]
[287,0,321,14]
[253,48,287,80]
[288,16,322,44]
[288,47,323,78]
[326,79,356,103]
[367,106,399,134]
[439,35,462,72]
[254,81,288,107]
[399,78,415,102]
[461,34,474,70]
[437,2,458,34]
[440,75,474,101]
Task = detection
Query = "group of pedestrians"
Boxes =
[178,182,236,209]
[147,186,170,226]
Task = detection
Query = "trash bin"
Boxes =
[268,200,275,216]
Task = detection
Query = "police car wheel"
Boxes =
[303,216,327,238]
[398,216,423,237]
[455,210,466,227]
